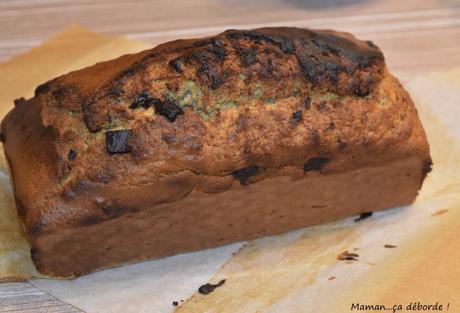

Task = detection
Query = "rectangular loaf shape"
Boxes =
[1,27,431,277]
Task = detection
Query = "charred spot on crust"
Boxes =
[259,59,274,78]
[290,110,303,127]
[303,157,330,172]
[154,99,184,122]
[208,45,226,61]
[225,27,384,94]
[169,57,184,73]
[129,92,161,110]
[225,30,294,54]
[354,212,373,222]
[106,129,132,154]
[197,65,225,90]
[198,279,226,295]
[14,97,27,106]
[108,85,124,97]
[238,47,258,66]
[68,149,77,161]
[34,82,50,96]
[232,166,260,185]
[52,86,70,99]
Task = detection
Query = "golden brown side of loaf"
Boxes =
[1,27,431,277]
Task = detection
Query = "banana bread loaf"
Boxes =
[1,27,431,277]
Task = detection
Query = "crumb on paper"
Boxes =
[337,251,359,262]
[354,212,373,222]
[328,276,336,281]
[384,244,397,249]
[198,279,226,295]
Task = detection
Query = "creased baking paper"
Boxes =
[0,26,459,313]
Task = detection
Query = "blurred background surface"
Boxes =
[1,0,460,78]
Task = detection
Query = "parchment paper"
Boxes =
[0,26,459,313]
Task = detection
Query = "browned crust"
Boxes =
[0,27,431,277]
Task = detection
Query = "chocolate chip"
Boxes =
[384,244,397,249]
[131,93,184,122]
[232,166,260,185]
[172,301,179,306]
[354,212,373,222]
[129,92,161,110]
[198,279,226,295]
[106,129,132,154]
[290,110,303,127]
[68,149,77,161]
[154,99,184,122]
[303,157,330,172]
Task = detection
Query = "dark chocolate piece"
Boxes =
[198,279,226,295]
[290,110,303,127]
[197,65,225,90]
[68,149,77,161]
[172,301,179,306]
[154,99,184,122]
[106,129,132,154]
[354,212,373,222]
[303,157,330,172]
[232,166,260,185]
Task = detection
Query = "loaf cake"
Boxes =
[1,27,432,278]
